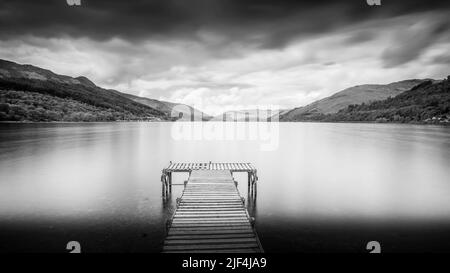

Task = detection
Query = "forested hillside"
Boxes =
[288,77,450,124]
[0,59,168,121]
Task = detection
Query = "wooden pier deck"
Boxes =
[162,169,263,253]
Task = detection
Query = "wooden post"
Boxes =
[161,173,165,199]
[252,177,257,200]
[168,172,172,193]
[164,175,167,197]
[162,171,171,202]
[247,171,251,196]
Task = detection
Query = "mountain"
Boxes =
[119,92,212,121]
[75,76,97,88]
[285,77,450,124]
[0,59,171,122]
[280,79,427,121]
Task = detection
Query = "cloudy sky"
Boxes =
[0,0,449,115]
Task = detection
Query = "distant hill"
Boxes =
[280,79,427,121]
[286,77,450,124]
[213,109,288,121]
[0,59,188,122]
[119,92,212,121]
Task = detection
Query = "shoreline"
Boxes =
[1,120,449,126]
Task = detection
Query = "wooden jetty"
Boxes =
[161,162,263,253]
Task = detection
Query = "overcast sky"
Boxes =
[0,0,449,115]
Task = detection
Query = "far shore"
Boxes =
[1,120,449,126]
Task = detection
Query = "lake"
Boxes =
[1,122,450,252]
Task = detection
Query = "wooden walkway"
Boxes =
[162,169,263,253]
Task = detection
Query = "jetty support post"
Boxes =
[161,170,168,200]
[247,169,258,198]
[161,161,174,200]
[168,171,172,193]
[161,171,173,200]
[247,171,251,196]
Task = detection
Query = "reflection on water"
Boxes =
[0,122,450,252]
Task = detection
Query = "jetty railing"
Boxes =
[161,162,258,200]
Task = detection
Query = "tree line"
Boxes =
[0,90,160,122]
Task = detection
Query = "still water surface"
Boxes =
[0,122,449,252]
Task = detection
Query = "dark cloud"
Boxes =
[0,0,449,49]
[431,54,450,65]
[344,30,377,44]
[323,62,336,66]
[382,18,450,68]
